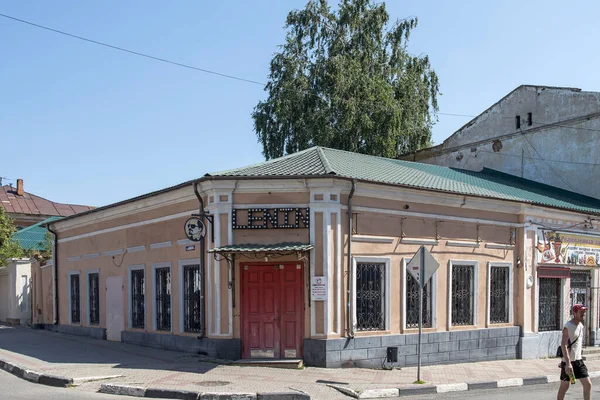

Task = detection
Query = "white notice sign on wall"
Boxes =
[311,276,328,301]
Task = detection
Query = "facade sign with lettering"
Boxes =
[232,208,310,229]
[311,276,327,301]
[537,229,600,266]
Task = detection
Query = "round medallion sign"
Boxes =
[184,217,206,242]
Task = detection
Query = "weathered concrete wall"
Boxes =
[305,327,521,368]
[410,86,600,199]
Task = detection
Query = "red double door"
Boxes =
[241,263,304,359]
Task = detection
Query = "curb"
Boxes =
[0,358,73,387]
[99,384,311,400]
[327,370,600,399]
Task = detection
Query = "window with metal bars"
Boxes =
[88,272,100,325]
[356,262,385,331]
[131,269,145,329]
[451,264,474,326]
[70,273,81,324]
[539,277,561,331]
[405,270,432,328]
[155,267,171,331]
[489,266,509,324]
[183,264,204,333]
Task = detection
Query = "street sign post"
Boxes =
[407,246,440,382]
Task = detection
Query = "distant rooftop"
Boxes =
[1,180,94,218]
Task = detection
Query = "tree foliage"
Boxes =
[253,0,440,160]
[0,208,53,266]
[0,207,23,266]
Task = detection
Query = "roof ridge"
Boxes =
[316,147,336,175]
[320,146,415,165]
[205,146,319,176]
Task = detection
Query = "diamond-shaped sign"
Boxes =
[407,246,440,288]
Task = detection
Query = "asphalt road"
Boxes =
[3,367,600,400]
[0,369,141,400]
[399,378,600,399]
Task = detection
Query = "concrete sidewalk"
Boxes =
[1,325,599,399]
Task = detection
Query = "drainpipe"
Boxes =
[46,224,59,325]
[193,181,206,339]
[347,180,356,338]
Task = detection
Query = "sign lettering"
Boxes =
[232,208,310,229]
[311,276,327,301]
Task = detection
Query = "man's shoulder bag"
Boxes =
[556,334,580,358]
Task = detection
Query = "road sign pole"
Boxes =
[406,245,439,384]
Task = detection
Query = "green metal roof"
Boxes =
[12,216,61,251]
[208,243,313,254]
[207,146,600,215]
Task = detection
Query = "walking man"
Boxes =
[558,304,592,400]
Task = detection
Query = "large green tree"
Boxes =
[0,207,23,266]
[253,0,440,160]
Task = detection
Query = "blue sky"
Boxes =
[1,1,598,207]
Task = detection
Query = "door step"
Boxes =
[232,359,304,369]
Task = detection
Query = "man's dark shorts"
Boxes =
[560,360,589,381]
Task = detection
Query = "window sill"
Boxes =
[152,330,174,334]
[353,330,391,336]
[488,322,512,327]
[403,327,436,334]
[449,325,478,330]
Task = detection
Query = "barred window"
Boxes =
[131,269,145,329]
[539,278,561,331]
[70,273,81,324]
[406,270,432,328]
[451,264,474,326]
[183,264,204,333]
[155,267,171,331]
[88,272,100,325]
[489,266,509,324]
[356,262,385,331]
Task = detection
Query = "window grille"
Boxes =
[490,266,509,324]
[538,277,561,331]
[183,264,204,333]
[451,265,474,326]
[356,262,385,331]
[155,267,171,331]
[70,274,81,324]
[131,269,145,329]
[406,270,432,328]
[88,273,100,325]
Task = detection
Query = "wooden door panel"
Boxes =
[284,321,296,347]
[242,265,280,358]
[279,264,304,358]
[249,322,260,348]
[242,263,303,359]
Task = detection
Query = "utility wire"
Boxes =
[0,13,265,87]
[2,12,600,135]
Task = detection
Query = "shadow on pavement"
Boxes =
[0,324,219,375]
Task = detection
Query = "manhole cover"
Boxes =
[196,381,231,387]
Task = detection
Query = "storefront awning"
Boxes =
[208,242,313,254]
[538,266,571,279]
